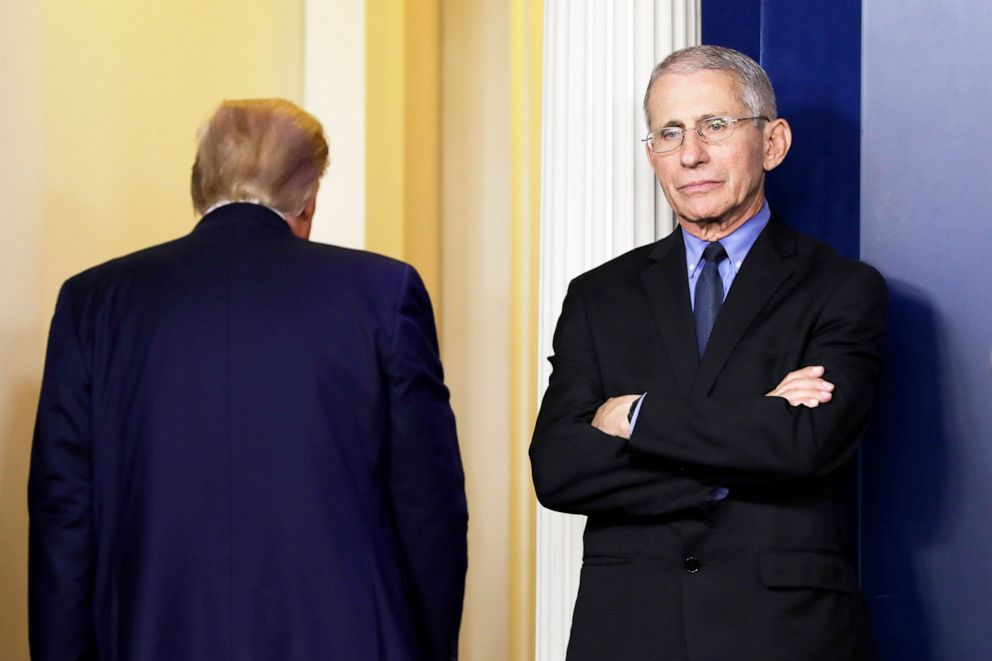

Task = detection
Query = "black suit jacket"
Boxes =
[29,204,467,660]
[530,216,885,661]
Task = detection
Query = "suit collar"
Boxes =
[641,229,698,393]
[639,216,798,395]
[692,215,797,395]
[192,202,294,236]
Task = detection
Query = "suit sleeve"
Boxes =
[384,266,467,661]
[629,265,887,484]
[530,281,716,517]
[28,282,98,660]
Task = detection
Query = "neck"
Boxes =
[679,196,765,242]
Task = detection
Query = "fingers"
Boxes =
[772,365,825,390]
[591,395,638,438]
[766,365,835,408]
[768,377,834,397]
[774,387,833,408]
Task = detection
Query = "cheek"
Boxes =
[724,153,764,193]
[650,160,678,191]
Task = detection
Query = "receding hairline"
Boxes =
[642,45,778,129]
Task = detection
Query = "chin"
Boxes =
[676,207,727,225]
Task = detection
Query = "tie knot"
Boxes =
[702,242,727,263]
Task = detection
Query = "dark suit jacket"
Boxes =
[530,216,886,661]
[29,203,468,661]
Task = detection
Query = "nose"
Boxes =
[679,129,708,167]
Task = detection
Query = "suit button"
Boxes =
[684,557,701,573]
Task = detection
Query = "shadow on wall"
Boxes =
[861,280,948,660]
[0,371,43,660]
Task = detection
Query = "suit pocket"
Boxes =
[582,554,633,567]
[760,549,857,593]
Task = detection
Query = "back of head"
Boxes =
[643,45,777,127]
[191,99,329,216]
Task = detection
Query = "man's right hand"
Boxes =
[766,365,834,408]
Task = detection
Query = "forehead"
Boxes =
[647,69,745,127]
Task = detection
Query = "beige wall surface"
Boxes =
[0,1,303,657]
[0,3,45,658]
[40,0,304,307]
[442,1,514,658]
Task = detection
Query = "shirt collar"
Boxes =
[683,201,771,276]
[203,199,286,220]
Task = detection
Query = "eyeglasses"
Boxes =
[642,116,769,153]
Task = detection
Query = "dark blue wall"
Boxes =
[703,0,861,258]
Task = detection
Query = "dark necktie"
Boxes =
[694,242,727,356]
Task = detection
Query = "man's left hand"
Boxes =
[591,394,641,439]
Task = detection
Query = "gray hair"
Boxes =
[642,45,777,128]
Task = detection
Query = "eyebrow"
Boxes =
[656,113,731,130]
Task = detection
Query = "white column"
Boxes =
[535,2,699,659]
[304,0,366,249]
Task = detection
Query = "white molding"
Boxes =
[304,0,366,249]
[535,2,699,659]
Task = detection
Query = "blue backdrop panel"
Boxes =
[697,0,761,63]
[703,0,861,258]
[860,1,992,658]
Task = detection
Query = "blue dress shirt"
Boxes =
[628,203,771,501]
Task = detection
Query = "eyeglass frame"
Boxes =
[641,115,770,153]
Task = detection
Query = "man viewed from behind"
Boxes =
[29,99,467,660]
[531,46,885,660]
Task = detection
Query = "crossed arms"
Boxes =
[530,265,887,517]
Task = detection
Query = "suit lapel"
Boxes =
[692,216,797,396]
[639,230,698,394]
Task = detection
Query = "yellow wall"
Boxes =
[0,2,303,657]
[441,0,511,656]
[509,2,542,657]
[367,2,542,658]
[0,3,45,658]
[41,0,304,306]
[439,1,541,658]
[365,0,442,317]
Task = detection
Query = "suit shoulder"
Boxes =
[304,242,407,270]
[793,230,882,273]
[61,236,189,294]
[569,241,658,293]
[301,242,417,286]
[790,229,887,296]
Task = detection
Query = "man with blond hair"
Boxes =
[531,46,884,659]
[29,99,467,660]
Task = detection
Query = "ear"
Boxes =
[762,118,792,172]
[284,183,319,239]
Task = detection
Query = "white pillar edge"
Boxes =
[535,2,699,659]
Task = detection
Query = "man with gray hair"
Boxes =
[29,99,467,660]
[531,45,884,660]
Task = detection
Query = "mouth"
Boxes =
[677,180,721,194]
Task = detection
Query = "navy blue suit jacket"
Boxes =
[29,203,468,660]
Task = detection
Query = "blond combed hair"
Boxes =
[191,99,329,215]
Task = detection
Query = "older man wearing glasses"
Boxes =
[531,45,885,661]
